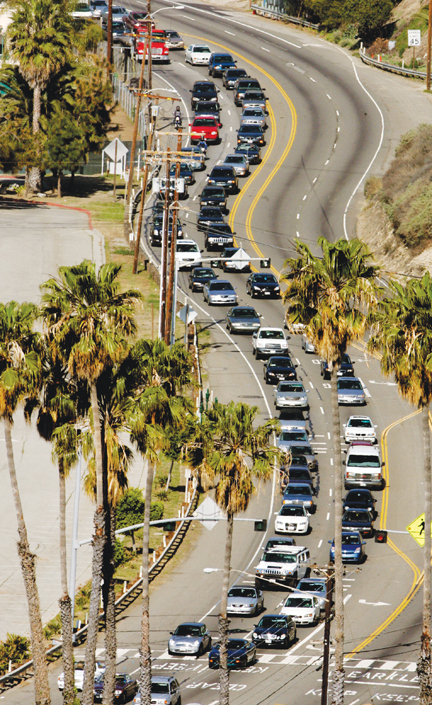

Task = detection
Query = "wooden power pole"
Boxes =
[164,128,182,344]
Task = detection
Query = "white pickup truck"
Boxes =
[252,327,289,359]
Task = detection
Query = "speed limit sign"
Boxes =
[408,29,421,46]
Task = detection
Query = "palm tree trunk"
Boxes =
[29,84,42,192]
[102,506,117,705]
[219,511,233,705]
[140,462,154,705]
[418,403,432,703]
[330,372,345,705]
[4,416,50,705]
[58,458,74,705]
[82,382,106,705]
[58,172,62,199]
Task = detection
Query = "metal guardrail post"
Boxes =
[359,46,430,80]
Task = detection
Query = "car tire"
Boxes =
[197,644,203,658]
[255,578,263,590]
[168,648,174,655]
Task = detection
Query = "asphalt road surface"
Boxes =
[4,4,432,704]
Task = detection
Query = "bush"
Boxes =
[113,538,126,567]
[43,614,62,640]
[150,501,164,521]
[364,175,382,200]
[0,634,30,675]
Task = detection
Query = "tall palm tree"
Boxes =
[368,273,432,704]
[187,402,281,705]
[24,340,85,705]
[7,0,74,190]
[280,237,380,705]
[0,301,50,705]
[40,261,141,705]
[130,339,195,705]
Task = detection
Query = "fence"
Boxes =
[251,3,320,29]
[112,74,147,139]
[359,47,430,80]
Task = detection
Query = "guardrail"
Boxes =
[359,47,429,80]
[250,3,319,29]
[0,484,199,692]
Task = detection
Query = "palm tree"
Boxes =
[0,301,50,705]
[187,401,281,705]
[280,237,380,705]
[24,341,85,705]
[40,261,141,705]
[368,273,432,704]
[6,0,74,190]
[130,339,195,705]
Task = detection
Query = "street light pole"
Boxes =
[159,149,170,338]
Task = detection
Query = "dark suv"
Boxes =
[207,165,238,193]
[233,78,262,105]
[223,67,248,89]
[208,52,236,77]
[190,81,218,109]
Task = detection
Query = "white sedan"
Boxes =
[275,505,309,534]
[185,44,212,65]
[58,660,105,691]
[279,593,321,625]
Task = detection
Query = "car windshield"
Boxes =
[285,597,313,608]
[284,485,312,496]
[227,640,246,650]
[278,384,304,393]
[298,581,325,593]
[174,624,202,636]
[346,491,371,502]
[193,269,214,277]
[243,109,263,116]
[112,21,124,28]
[225,156,244,163]
[342,534,361,545]
[266,539,294,548]
[258,616,288,628]
[200,208,222,217]
[244,91,265,99]
[210,282,234,291]
[268,359,292,368]
[116,675,130,684]
[238,80,260,88]
[227,69,246,77]
[194,47,211,53]
[228,588,256,598]
[196,104,218,111]
[253,274,276,282]
[259,330,284,339]
[347,454,380,468]
[230,309,257,318]
[240,125,262,132]
[279,431,308,441]
[344,511,371,522]
[289,445,312,455]
[194,118,217,126]
[291,456,308,466]
[167,31,181,38]
[212,168,233,177]
[209,225,232,234]
[289,469,310,481]
[263,551,296,563]
[177,243,198,253]
[338,380,362,390]
[152,683,169,693]
[348,418,373,428]
[280,506,305,516]
[202,187,224,196]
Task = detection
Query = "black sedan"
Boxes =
[190,81,218,109]
[207,165,238,193]
[321,353,355,380]
[200,186,227,211]
[343,489,377,518]
[188,267,218,292]
[235,143,261,164]
[264,356,297,384]
[197,206,225,231]
[342,509,375,538]
[280,466,313,491]
[246,272,280,298]
[252,615,296,648]
[223,67,248,89]
[226,306,261,334]
[94,674,137,703]
[237,124,265,146]
[169,163,194,185]
[208,639,257,669]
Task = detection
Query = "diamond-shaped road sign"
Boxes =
[193,496,225,531]
[406,512,432,546]
[177,304,197,325]
[103,138,128,161]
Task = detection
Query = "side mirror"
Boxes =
[252,333,257,338]
[382,462,385,467]
[258,314,263,318]
[362,541,366,545]
[328,540,332,544]
[170,631,173,635]
[343,424,346,428]
[218,123,222,128]
[342,460,346,465]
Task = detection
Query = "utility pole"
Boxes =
[427,0,432,91]
[164,128,182,344]
[321,569,334,705]
[133,97,157,275]
[124,23,150,236]
[159,149,171,338]
[107,0,113,69]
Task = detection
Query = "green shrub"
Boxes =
[0,634,31,674]
[43,614,62,640]
[150,501,164,521]
[113,538,126,567]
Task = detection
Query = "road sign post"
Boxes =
[408,29,421,68]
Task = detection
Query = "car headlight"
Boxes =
[305,613,313,618]
[253,632,258,638]
[169,638,175,645]
[193,639,200,647]
[279,633,287,639]
[115,690,122,696]
[354,547,361,553]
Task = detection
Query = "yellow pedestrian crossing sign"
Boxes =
[406,513,432,546]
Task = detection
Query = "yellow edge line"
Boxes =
[347,408,422,658]
[184,33,297,276]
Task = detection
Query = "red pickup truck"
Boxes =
[135,34,170,63]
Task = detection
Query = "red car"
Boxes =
[190,117,221,144]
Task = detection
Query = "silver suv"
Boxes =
[134,676,181,705]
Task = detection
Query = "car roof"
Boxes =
[259,327,284,332]
[151,676,176,684]
[178,239,198,245]
[177,621,205,627]
[298,577,326,584]
[347,415,372,420]
[347,444,379,455]
[267,545,306,554]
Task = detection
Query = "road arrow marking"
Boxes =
[358,599,390,606]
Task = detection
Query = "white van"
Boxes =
[344,441,384,490]
[175,239,202,270]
